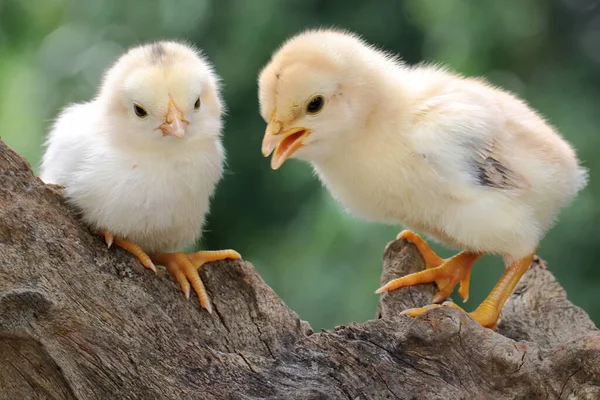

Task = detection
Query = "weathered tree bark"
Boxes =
[0,139,598,400]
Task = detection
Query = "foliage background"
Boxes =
[1,0,598,329]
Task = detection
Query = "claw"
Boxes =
[104,232,114,248]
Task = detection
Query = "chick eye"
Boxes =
[194,97,201,110]
[133,104,148,118]
[306,95,325,114]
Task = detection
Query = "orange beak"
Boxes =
[159,99,189,139]
[261,119,310,170]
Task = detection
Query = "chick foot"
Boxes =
[399,252,535,329]
[394,230,449,297]
[377,230,481,303]
[399,301,482,323]
[151,250,241,313]
[102,231,156,273]
[400,301,500,330]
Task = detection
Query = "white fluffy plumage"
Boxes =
[258,29,587,327]
[259,28,586,260]
[41,41,225,253]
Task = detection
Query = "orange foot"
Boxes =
[103,231,156,272]
[400,252,535,329]
[400,302,500,330]
[376,230,481,303]
[151,250,241,313]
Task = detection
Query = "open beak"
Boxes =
[159,99,189,139]
[261,120,311,170]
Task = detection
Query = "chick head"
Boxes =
[98,41,222,149]
[258,29,385,169]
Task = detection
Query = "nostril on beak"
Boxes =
[272,121,282,135]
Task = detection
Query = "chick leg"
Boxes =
[401,252,535,329]
[151,250,241,313]
[468,252,535,328]
[102,231,156,272]
[379,230,481,303]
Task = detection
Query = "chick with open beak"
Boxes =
[159,99,189,138]
[257,29,588,330]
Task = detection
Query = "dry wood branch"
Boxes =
[0,140,598,400]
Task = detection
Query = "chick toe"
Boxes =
[400,301,462,318]
[401,301,495,328]
[153,250,241,313]
[376,250,480,303]
[102,231,156,273]
[396,230,450,292]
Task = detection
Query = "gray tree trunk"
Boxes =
[0,140,598,399]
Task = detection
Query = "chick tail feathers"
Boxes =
[574,166,589,195]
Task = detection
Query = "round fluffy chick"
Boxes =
[258,29,587,328]
[41,41,240,312]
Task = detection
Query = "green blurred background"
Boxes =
[1,0,598,330]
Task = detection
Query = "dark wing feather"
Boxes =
[470,139,528,190]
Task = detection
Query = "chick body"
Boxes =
[260,30,586,262]
[259,29,587,327]
[41,101,223,252]
[41,41,238,311]
[311,66,585,260]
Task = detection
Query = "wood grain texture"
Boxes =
[0,139,598,400]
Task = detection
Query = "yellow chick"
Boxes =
[41,41,240,312]
[258,29,587,329]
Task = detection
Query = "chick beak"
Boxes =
[159,99,189,139]
[261,120,310,170]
